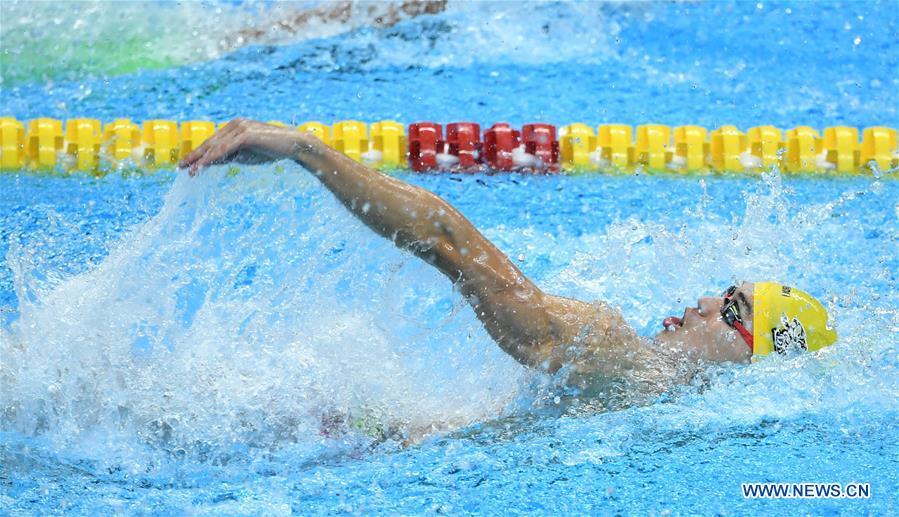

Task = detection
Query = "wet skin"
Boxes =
[654,282,754,365]
[180,119,753,389]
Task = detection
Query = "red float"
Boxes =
[483,123,520,171]
[445,122,481,170]
[521,123,560,172]
[408,122,443,172]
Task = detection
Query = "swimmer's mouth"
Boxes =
[663,309,687,331]
[662,315,682,330]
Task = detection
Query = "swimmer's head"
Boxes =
[654,281,837,363]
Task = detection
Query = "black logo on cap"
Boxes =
[772,316,807,354]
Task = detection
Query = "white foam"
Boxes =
[667,155,687,170]
[436,153,460,168]
[589,151,610,168]
[0,164,528,461]
[361,149,383,166]
[816,150,836,170]
[512,145,540,168]
[739,150,762,169]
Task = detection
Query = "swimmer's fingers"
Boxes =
[181,119,246,175]
[179,121,225,170]
[180,118,247,176]
[191,130,253,174]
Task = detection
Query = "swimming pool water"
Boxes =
[2,1,898,514]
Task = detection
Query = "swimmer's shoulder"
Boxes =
[539,295,643,374]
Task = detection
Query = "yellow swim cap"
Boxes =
[752,282,838,356]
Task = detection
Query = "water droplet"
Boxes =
[869,161,883,179]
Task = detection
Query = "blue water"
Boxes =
[2,1,898,515]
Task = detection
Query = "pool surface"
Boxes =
[2,1,898,514]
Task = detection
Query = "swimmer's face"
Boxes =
[654,282,754,364]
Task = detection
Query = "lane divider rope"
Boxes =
[1,117,896,175]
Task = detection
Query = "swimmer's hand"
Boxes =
[179,118,317,176]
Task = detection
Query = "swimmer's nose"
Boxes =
[697,297,722,317]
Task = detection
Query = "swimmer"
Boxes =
[179,119,837,398]
[225,0,447,52]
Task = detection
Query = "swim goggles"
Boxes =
[721,285,754,351]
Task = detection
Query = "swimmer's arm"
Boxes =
[179,119,626,371]
[287,130,563,368]
[180,120,560,365]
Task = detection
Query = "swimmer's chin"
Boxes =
[650,329,694,357]
[652,327,752,365]
[652,325,684,344]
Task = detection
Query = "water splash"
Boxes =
[0,0,632,84]
[0,166,896,468]
[1,166,896,482]
[0,165,529,470]
[550,171,897,342]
